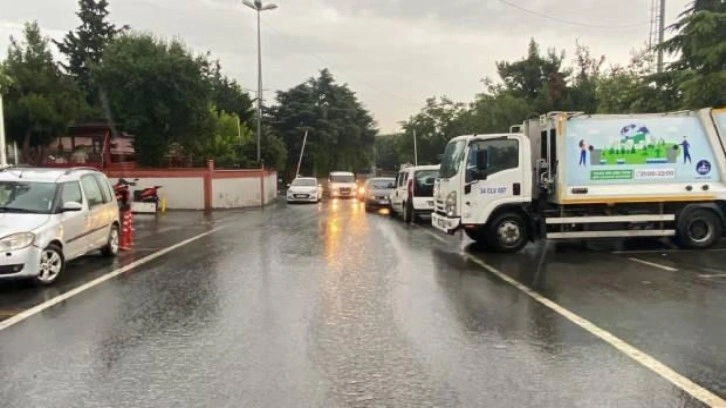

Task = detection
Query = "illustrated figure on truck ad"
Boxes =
[680,136,692,164]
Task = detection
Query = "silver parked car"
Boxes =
[0,168,120,285]
[361,177,396,211]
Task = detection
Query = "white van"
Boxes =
[329,171,357,198]
[390,165,440,223]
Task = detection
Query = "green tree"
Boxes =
[55,0,127,104]
[660,0,726,107]
[191,106,252,168]
[205,60,254,126]
[596,49,679,113]
[495,38,572,112]
[399,97,468,165]
[1,22,87,161]
[569,42,605,114]
[268,69,377,176]
[92,34,212,166]
[374,134,400,171]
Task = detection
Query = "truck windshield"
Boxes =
[439,140,466,179]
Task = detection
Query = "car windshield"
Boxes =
[369,179,395,189]
[439,140,467,179]
[0,181,58,214]
[330,175,355,183]
[292,178,317,187]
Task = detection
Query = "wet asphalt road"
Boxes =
[1,201,725,407]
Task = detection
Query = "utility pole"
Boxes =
[413,129,418,166]
[657,0,666,73]
[0,93,8,168]
[296,128,309,177]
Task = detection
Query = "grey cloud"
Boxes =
[0,0,691,132]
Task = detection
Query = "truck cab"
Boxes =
[433,133,532,252]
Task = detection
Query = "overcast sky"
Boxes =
[1,0,690,132]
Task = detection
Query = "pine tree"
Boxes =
[54,0,127,102]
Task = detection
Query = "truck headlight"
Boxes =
[0,232,35,251]
[445,192,457,217]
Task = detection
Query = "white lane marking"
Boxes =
[409,225,726,406]
[612,248,726,255]
[462,255,725,407]
[0,226,227,332]
[627,257,679,272]
[699,274,726,280]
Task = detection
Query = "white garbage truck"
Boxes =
[432,109,726,252]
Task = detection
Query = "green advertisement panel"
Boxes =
[566,115,721,185]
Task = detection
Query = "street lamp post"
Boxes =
[0,93,7,168]
[242,0,277,165]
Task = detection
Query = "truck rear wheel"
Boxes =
[676,209,722,249]
[486,213,529,253]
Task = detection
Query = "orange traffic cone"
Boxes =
[119,210,133,251]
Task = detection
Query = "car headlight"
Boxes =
[445,192,457,217]
[0,232,35,251]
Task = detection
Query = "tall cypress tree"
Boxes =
[54,0,127,106]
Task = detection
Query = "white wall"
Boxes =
[264,172,278,204]
[109,177,204,210]
[212,178,261,209]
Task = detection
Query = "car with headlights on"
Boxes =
[286,177,323,203]
[360,177,396,211]
[0,167,120,285]
[328,171,357,198]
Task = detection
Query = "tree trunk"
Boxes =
[22,131,31,164]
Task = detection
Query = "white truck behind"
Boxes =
[432,109,726,252]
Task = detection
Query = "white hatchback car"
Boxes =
[0,168,120,285]
[286,177,323,203]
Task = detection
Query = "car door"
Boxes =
[397,170,410,211]
[59,181,91,260]
[80,175,107,252]
[390,171,404,211]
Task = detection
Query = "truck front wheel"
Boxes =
[676,209,722,249]
[486,213,529,253]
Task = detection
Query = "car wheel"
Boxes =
[34,244,65,286]
[101,224,120,257]
[486,213,529,253]
[676,209,722,249]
